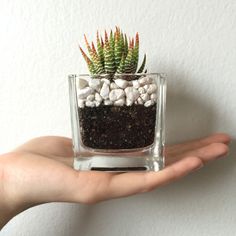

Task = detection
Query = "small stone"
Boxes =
[110,82,119,89]
[138,87,145,94]
[78,87,94,99]
[95,93,102,102]
[85,101,95,107]
[114,79,129,89]
[144,85,149,91]
[147,84,157,94]
[79,79,88,89]
[138,76,151,85]
[150,93,157,101]
[126,99,133,106]
[114,98,125,106]
[137,97,143,105]
[144,100,154,107]
[87,94,95,101]
[100,83,110,99]
[125,87,140,102]
[140,93,149,102]
[78,99,85,108]
[132,80,140,89]
[104,100,113,105]
[101,78,110,85]
[109,89,125,101]
[89,79,101,91]
[94,101,101,107]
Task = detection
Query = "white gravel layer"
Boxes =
[77,76,158,108]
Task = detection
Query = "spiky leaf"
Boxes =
[79,46,96,74]
[137,54,146,73]
[104,31,116,74]
[117,53,126,73]
[96,31,104,67]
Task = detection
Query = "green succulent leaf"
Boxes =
[104,31,116,74]
[137,54,146,73]
[96,31,104,67]
[117,53,126,74]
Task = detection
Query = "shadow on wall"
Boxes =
[165,72,216,144]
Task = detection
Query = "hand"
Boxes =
[0,133,230,228]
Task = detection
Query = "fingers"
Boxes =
[166,142,229,165]
[166,133,230,157]
[95,157,203,201]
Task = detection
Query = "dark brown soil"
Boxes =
[78,104,156,149]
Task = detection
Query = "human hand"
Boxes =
[0,133,230,228]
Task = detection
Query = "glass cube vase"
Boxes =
[68,73,166,172]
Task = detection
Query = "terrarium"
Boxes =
[69,27,166,171]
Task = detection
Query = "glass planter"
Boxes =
[68,73,166,172]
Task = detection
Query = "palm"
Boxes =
[2,134,230,208]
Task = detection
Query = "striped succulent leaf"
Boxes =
[123,45,135,73]
[114,29,123,69]
[137,54,146,73]
[117,53,126,74]
[91,42,105,74]
[84,34,104,74]
[79,46,96,74]
[96,31,104,67]
[133,33,139,72]
[104,31,116,74]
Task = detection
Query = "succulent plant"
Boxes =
[79,27,147,76]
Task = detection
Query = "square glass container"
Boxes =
[68,73,166,171]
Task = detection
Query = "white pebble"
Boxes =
[138,87,145,94]
[85,101,95,107]
[147,84,157,94]
[114,79,129,89]
[150,93,157,101]
[94,101,101,107]
[144,84,149,91]
[126,99,133,106]
[137,97,143,104]
[138,76,152,85]
[79,79,88,89]
[110,82,119,89]
[78,99,85,108]
[104,100,113,105]
[100,83,110,99]
[144,100,154,107]
[109,89,125,101]
[132,80,140,89]
[78,87,94,99]
[140,93,149,102]
[95,93,102,102]
[101,78,110,84]
[125,87,140,102]
[87,94,95,101]
[114,98,125,106]
[89,79,101,91]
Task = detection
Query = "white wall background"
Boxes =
[1,0,236,235]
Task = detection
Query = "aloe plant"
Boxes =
[79,27,147,75]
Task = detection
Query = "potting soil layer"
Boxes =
[78,104,156,149]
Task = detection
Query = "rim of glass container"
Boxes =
[68,73,167,78]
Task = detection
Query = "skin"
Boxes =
[0,133,230,229]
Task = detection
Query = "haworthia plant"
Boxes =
[80,27,147,75]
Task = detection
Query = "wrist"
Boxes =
[0,153,29,229]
